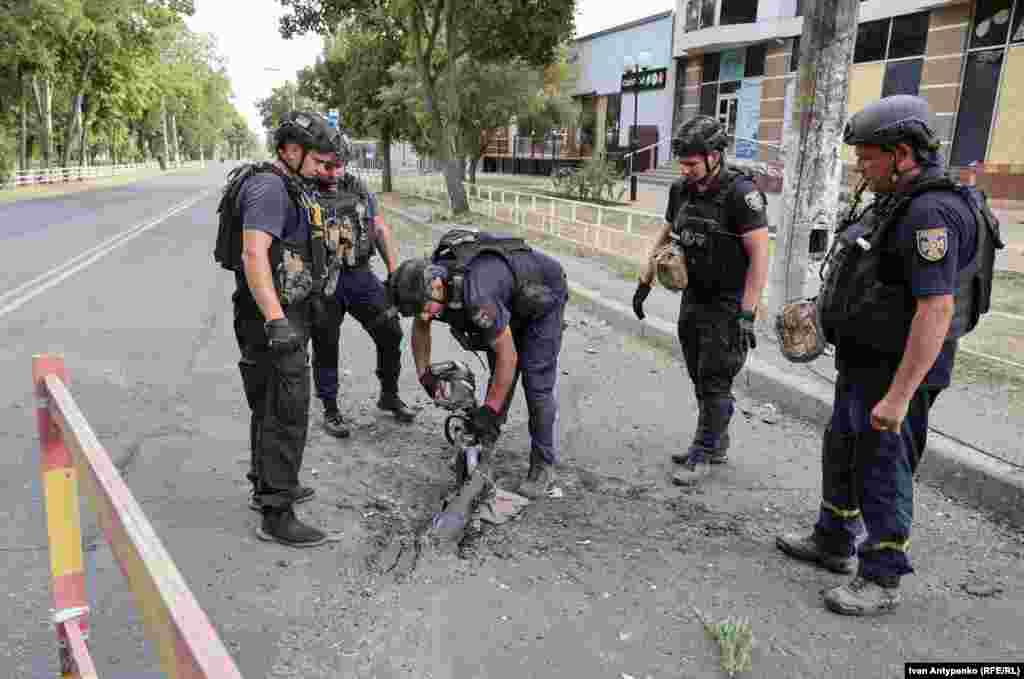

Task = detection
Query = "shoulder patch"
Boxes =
[915,227,948,263]
[744,191,765,212]
[470,303,497,329]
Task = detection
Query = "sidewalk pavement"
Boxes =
[380,196,1024,529]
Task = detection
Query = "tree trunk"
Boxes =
[161,96,170,166]
[380,124,394,193]
[441,0,469,214]
[468,156,480,184]
[769,0,859,317]
[18,76,28,171]
[80,106,89,168]
[31,75,53,169]
[169,112,180,165]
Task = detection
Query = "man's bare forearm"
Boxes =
[484,332,517,412]
[887,296,954,403]
[375,218,399,273]
[411,318,432,377]
[242,251,284,321]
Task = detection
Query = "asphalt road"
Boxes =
[1,167,1021,678]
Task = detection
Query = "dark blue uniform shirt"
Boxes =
[460,249,567,346]
[836,168,978,388]
[237,171,311,250]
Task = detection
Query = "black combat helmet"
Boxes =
[273,111,338,154]
[843,95,939,152]
[389,258,444,317]
[672,115,729,158]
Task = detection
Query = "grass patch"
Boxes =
[694,607,756,678]
[991,271,1024,316]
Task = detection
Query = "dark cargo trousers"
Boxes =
[677,291,749,461]
[311,267,403,406]
[814,366,941,582]
[233,277,312,510]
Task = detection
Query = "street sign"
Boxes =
[621,67,668,93]
[327,109,339,128]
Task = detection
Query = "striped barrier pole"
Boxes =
[34,354,95,678]
[34,354,244,679]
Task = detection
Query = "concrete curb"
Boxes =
[383,202,1024,528]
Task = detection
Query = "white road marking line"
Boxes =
[0,190,213,319]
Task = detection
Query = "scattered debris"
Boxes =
[760,403,780,425]
[476,489,531,526]
[961,581,1004,598]
[547,486,565,499]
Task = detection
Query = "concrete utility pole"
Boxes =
[769,0,859,315]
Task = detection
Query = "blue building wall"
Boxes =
[574,13,676,159]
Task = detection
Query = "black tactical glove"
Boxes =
[420,370,439,399]
[738,310,757,352]
[265,318,303,354]
[470,404,501,446]
[632,281,652,320]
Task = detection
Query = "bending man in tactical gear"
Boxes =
[632,115,770,486]
[389,229,569,499]
[309,128,416,439]
[777,95,1001,616]
[225,111,337,547]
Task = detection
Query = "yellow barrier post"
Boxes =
[33,354,94,678]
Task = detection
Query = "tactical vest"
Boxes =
[670,168,760,292]
[214,162,322,306]
[431,228,552,352]
[320,173,376,275]
[817,177,1003,355]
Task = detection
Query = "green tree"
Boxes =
[279,0,576,214]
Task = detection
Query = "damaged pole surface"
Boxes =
[769,0,860,315]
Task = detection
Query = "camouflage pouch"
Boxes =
[276,249,313,306]
[653,243,688,292]
[775,300,827,363]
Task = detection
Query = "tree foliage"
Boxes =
[278,0,576,212]
[0,0,256,174]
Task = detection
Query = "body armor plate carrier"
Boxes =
[817,177,1004,355]
[670,168,760,292]
[432,228,552,352]
[214,162,321,306]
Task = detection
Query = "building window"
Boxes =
[971,0,1014,49]
[882,59,924,96]
[853,12,929,63]
[702,51,721,83]
[745,44,767,77]
[951,0,1024,164]
[720,0,757,26]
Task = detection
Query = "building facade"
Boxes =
[673,0,1024,172]
[567,11,677,170]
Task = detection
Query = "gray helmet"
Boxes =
[672,115,729,158]
[843,95,939,151]
[274,111,337,154]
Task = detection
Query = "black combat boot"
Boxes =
[377,392,416,423]
[257,506,329,548]
[248,485,316,512]
[518,448,554,499]
[322,401,350,438]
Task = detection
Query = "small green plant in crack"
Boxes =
[693,607,755,677]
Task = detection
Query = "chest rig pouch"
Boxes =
[670,168,753,292]
[432,228,550,352]
[817,178,1003,355]
[274,188,320,307]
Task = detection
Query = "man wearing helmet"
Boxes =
[777,95,1000,615]
[227,111,337,547]
[388,230,568,499]
[632,115,771,486]
[308,125,416,440]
